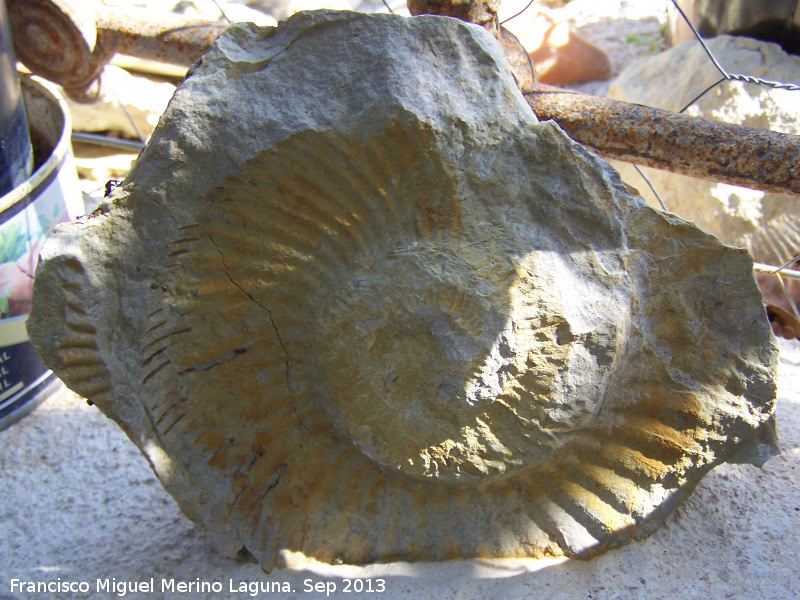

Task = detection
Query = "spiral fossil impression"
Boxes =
[28,11,778,569]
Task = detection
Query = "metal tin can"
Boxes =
[0,76,83,430]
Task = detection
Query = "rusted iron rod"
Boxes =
[524,83,800,198]
[96,9,225,70]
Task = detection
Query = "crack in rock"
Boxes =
[207,234,292,394]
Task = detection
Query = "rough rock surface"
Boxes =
[607,35,800,267]
[28,11,777,570]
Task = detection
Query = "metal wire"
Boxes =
[71,132,146,152]
[500,0,535,25]
[772,253,800,274]
[677,76,725,113]
[669,0,730,79]
[633,164,668,211]
[754,262,800,281]
[727,73,800,91]
[107,82,146,144]
[776,274,800,322]
[210,0,231,23]
[671,0,800,111]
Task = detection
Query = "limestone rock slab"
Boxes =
[28,12,778,570]
[607,35,800,267]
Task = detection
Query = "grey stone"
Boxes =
[28,12,777,570]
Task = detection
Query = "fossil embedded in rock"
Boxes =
[28,11,778,570]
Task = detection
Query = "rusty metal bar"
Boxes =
[524,83,800,198]
[96,8,225,69]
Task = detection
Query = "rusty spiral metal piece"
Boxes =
[7,0,225,99]
[8,0,112,92]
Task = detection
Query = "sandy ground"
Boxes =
[4,1,800,599]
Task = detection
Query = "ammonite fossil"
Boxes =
[28,11,778,570]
